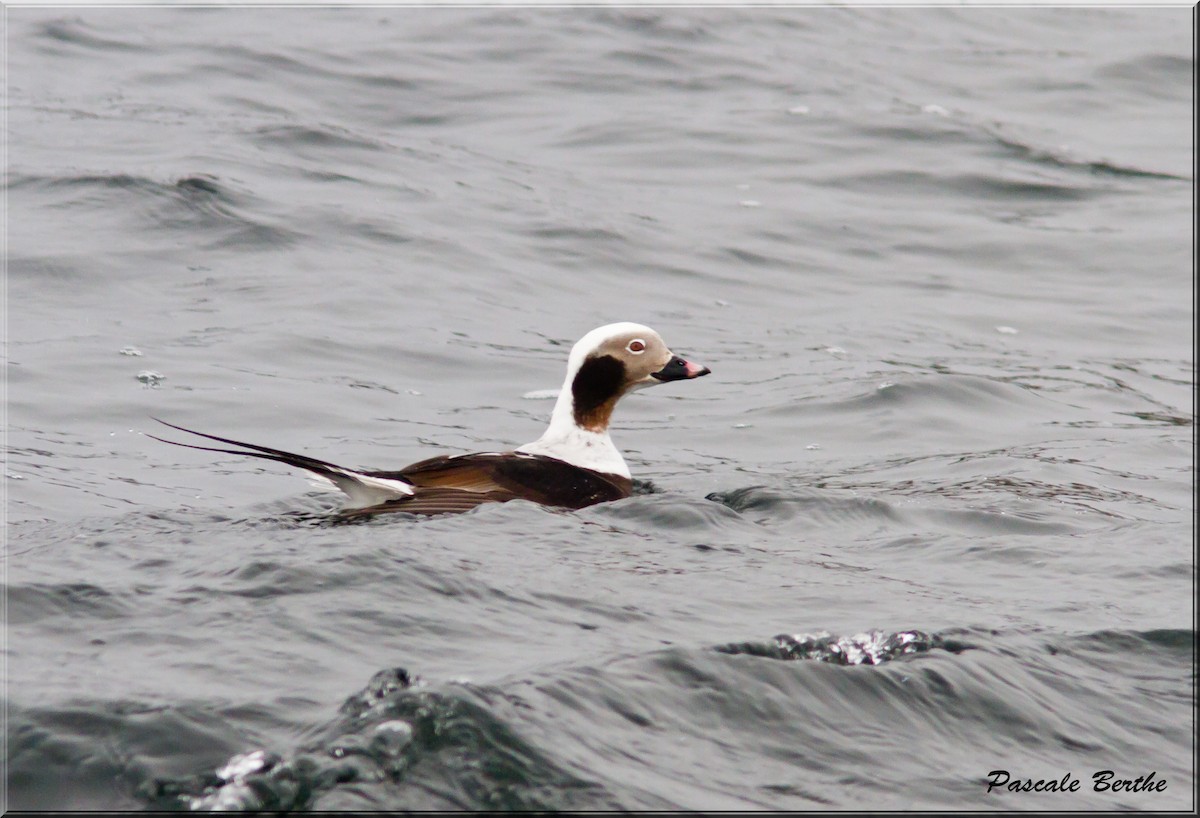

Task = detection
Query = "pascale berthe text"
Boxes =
[986,770,1167,794]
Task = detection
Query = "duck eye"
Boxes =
[627,339,646,353]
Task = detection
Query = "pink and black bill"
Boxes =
[651,355,711,382]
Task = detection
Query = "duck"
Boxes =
[151,322,710,518]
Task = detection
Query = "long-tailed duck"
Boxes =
[152,322,710,518]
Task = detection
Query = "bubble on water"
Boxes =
[216,749,272,782]
[922,103,949,116]
[136,370,165,387]
[372,720,414,757]
[185,749,289,811]
[375,719,413,735]
[717,629,943,666]
[733,423,752,429]
[738,199,762,208]
[406,389,423,396]
[119,346,143,356]
[522,389,559,400]
[995,325,1019,335]
[787,104,810,115]
[824,346,846,355]
[806,444,821,450]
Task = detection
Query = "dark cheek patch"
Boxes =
[572,354,626,430]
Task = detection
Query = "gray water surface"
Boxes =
[5,6,1194,811]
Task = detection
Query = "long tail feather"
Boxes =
[149,418,415,508]
[150,417,350,475]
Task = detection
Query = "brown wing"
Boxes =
[394,453,520,492]
[342,452,632,518]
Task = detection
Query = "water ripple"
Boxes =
[11,171,298,251]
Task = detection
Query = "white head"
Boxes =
[558,322,710,432]
[518,322,710,477]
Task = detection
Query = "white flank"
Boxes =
[304,467,414,510]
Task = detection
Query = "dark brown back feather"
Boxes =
[355,451,632,517]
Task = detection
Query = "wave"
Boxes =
[7,624,1190,811]
[36,15,156,53]
[136,625,1192,811]
[716,628,962,665]
[8,171,299,252]
[141,667,618,811]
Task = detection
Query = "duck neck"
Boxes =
[517,373,631,479]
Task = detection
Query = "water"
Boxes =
[5,6,1194,811]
